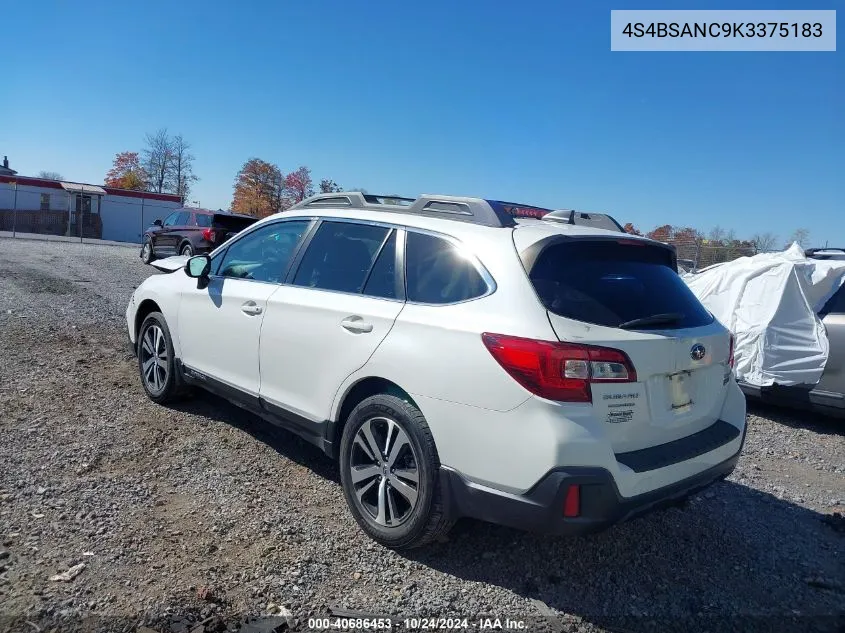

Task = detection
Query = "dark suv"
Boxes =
[141,208,257,264]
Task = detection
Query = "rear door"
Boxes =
[524,237,732,453]
[258,220,404,424]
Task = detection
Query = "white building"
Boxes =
[0,173,181,243]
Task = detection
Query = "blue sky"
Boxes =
[2,0,842,244]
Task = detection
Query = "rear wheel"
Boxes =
[140,239,155,264]
[137,311,189,404]
[339,394,452,549]
[180,243,194,257]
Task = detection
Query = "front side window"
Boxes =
[217,220,309,283]
[293,221,390,294]
[174,211,190,225]
[163,212,179,227]
[405,231,488,304]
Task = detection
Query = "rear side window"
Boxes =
[405,232,488,304]
[196,214,212,227]
[529,240,713,329]
[293,221,390,293]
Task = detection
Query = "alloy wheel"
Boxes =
[140,324,168,394]
[141,242,151,261]
[349,416,420,527]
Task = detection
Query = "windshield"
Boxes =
[528,240,714,330]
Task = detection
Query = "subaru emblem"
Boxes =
[690,344,706,361]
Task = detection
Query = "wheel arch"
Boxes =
[134,299,163,342]
[178,239,194,254]
[326,376,420,459]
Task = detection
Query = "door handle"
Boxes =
[241,301,263,316]
[341,316,373,333]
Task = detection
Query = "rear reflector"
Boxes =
[563,484,580,517]
[481,333,637,403]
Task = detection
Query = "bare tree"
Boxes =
[786,228,811,248]
[170,135,198,201]
[143,128,174,193]
[751,232,777,252]
[36,171,63,180]
[708,226,725,243]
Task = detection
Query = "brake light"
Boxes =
[201,228,215,243]
[563,484,580,517]
[481,333,637,403]
[728,333,735,369]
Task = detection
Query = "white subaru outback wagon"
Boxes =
[126,192,746,549]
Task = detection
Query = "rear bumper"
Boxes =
[441,424,745,536]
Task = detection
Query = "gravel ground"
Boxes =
[0,237,843,633]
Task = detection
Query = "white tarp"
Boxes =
[684,243,845,388]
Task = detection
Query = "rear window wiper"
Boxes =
[618,312,685,330]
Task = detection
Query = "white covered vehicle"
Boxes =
[684,244,845,417]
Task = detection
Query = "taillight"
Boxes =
[563,484,580,517]
[481,333,637,403]
[201,228,215,243]
[728,333,735,369]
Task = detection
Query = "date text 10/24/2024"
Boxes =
[307,617,528,630]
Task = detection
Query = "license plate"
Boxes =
[668,371,693,410]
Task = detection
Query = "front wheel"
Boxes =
[140,239,155,264]
[339,394,452,549]
[137,311,188,404]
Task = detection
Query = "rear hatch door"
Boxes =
[212,213,257,244]
[524,235,732,453]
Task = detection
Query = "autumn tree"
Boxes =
[646,224,673,242]
[232,158,286,217]
[36,171,63,181]
[285,166,314,205]
[672,226,701,245]
[319,178,342,193]
[623,222,642,236]
[104,151,147,190]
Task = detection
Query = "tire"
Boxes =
[140,239,156,264]
[180,243,194,257]
[339,394,452,549]
[137,311,189,404]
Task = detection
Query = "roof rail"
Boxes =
[288,192,516,228]
[542,209,625,233]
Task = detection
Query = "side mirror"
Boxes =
[185,254,211,279]
[153,219,163,227]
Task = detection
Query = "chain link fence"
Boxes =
[0,182,181,244]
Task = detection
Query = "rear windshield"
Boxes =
[528,240,714,329]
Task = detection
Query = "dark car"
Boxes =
[140,208,257,264]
